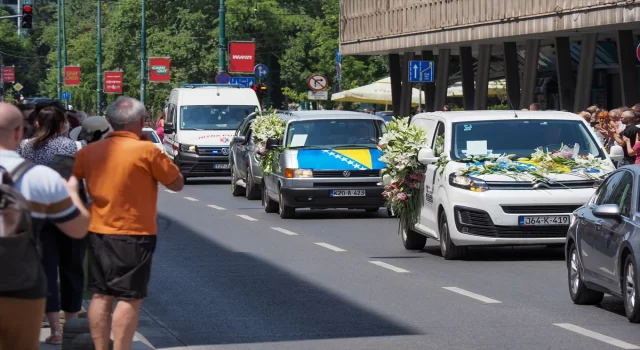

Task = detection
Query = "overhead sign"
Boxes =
[254,64,268,78]
[307,74,328,91]
[2,67,15,83]
[64,66,81,86]
[104,71,123,94]
[61,91,72,100]
[215,72,231,84]
[149,57,171,83]
[308,91,328,100]
[13,83,23,91]
[408,60,434,83]
[230,77,255,88]
[228,42,256,73]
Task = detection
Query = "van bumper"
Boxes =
[280,186,385,209]
[175,152,230,177]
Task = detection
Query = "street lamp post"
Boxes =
[218,0,225,72]
[56,0,61,100]
[96,0,102,114]
[61,0,66,65]
[140,0,147,106]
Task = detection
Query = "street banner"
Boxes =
[64,66,81,86]
[149,57,171,83]
[2,67,15,83]
[228,42,256,73]
[104,71,123,94]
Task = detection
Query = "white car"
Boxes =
[401,111,623,260]
[143,127,165,154]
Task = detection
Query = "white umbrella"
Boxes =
[332,78,425,106]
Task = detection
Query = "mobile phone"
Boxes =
[50,155,76,180]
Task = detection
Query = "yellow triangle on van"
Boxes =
[334,149,372,169]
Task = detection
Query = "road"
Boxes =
[138,179,640,350]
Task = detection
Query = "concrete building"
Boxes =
[339,0,640,115]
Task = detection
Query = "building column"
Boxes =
[555,37,575,111]
[388,54,402,117]
[573,34,597,112]
[421,50,436,112]
[434,49,450,111]
[617,30,639,108]
[474,44,492,110]
[520,39,540,109]
[399,52,415,117]
[503,42,521,109]
[460,46,475,110]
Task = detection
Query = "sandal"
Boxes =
[46,331,63,345]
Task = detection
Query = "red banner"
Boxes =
[148,57,171,83]
[104,71,123,94]
[228,42,256,73]
[2,67,15,83]
[64,66,81,86]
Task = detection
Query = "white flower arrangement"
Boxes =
[251,112,286,173]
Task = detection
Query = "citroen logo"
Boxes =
[343,171,351,177]
[221,148,229,155]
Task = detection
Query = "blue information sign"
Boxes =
[254,64,268,78]
[215,72,231,84]
[230,77,255,88]
[408,60,434,83]
[61,91,72,100]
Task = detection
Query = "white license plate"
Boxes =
[519,215,570,226]
[213,164,230,169]
[330,189,366,197]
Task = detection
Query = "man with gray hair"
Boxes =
[73,97,184,350]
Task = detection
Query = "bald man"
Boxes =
[0,103,90,350]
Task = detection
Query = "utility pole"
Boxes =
[140,0,147,106]
[218,0,225,72]
[56,0,62,100]
[96,0,102,114]
[62,0,66,65]
[17,0,21,36]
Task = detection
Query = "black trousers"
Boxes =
[40,222,86,313]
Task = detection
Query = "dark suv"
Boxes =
[229,113,262,200]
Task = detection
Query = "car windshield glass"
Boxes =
[450,119,605,160]
[180,105,258,130]
[376,112,393,122]
[285,119,386,148]
[143,130,160,143]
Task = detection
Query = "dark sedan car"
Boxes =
[566,166,640,322]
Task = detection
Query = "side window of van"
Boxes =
[432,122,446,157]
[170,104,177,125]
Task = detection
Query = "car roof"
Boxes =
[275,110,385,122]
[415,110,584,123]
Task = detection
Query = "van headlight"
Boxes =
[180,144,197,153]
[449,173,489,192]
[293,169,313,178]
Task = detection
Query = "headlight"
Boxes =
[293,169,313,178]
[570,214,577,226]
[180,144,197,153]
[449,173,489,192]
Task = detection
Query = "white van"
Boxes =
[164,84,261,179]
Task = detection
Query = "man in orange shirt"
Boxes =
[73,97,184,350]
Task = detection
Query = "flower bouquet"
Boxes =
[251,111,286,174]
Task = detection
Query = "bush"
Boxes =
[488,104,509,110]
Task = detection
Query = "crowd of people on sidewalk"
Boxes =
[0,97,184,350]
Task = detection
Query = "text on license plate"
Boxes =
[214,164,230,169]
[330,189,366,197]
[519,215,570,226]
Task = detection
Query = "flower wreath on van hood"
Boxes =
[251,111,286,174]
[378,117,429,233]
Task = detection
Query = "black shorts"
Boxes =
[87,233,156,300]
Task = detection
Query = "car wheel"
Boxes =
[278,190,295,219]
[623,255,640,323]
[245,166,261,200]
[439,211,467,260]
[262,185,278,213]
[401,225,427,250]
[567,243,603,305]
[231,166,245,197]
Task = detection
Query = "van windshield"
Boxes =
[285,119,387,148]
[180,105,258,130]
[450,119,605,160]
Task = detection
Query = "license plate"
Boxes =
[213,164,230,169]
[330,189,366,197]
[519,215,570,226]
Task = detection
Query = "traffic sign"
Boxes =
[254,64,268,78]
[308,91,328,100]
[215,72,231,84]
[13,83,23,91]
[104,71,123,94]
[408,60,434,83]
[335,49,341,63]
[230,77,255,88]
[307,74,328,91]
[2,67,15,83]
[61,91,72,100]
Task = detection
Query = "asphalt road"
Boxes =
[138,178,640,350]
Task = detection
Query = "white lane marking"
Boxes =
[183,197,199,201]
[369,261,409,273]
[164,189,177,193]
[207,204,226,211]
[554,323,640,349]
[271,227,298,236]
[442,287,502,304]
[315,243,346,252]
[237,214,258,222]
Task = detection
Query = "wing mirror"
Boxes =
[164,123,175,134]
[418,147,439,165]
[609,145,624,162]
[593,204,621,219]
[266,138,281,150]
[233,136,247,145]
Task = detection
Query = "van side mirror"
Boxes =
[266,138,281,150]
[418,147,439,165]
[609,145,624,162]
[164,123,175,134]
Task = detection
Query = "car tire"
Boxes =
[231,166,245,197]
[401,225,427,250]
[567,243,604,305]
[623,255,640,323]
[439,211,467,260]
[278,190,295,219]
[245,166,261,200]
[365,208,379,213]
[262,185,278,213]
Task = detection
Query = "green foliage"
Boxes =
[488,104,509,110]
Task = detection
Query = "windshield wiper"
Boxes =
[330,144,377,149]
[288,145,328,149]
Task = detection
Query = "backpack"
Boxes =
[0,161,39,292]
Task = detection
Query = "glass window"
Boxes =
[285,119,386,148]
[450,119,605,160]
[180,105,259,130]
[595,171,634,217]
[143,130,160,143]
